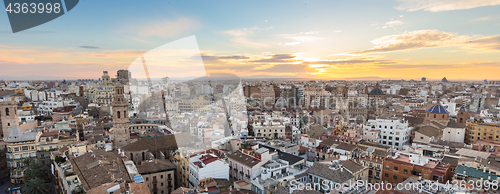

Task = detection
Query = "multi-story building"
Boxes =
[190,96,210,113]
[303,86,324,107]
[227,149,270,181]
[359,149,390,184]
[364,118,411,150]
[454,158,500,186]
[252,119,286,139]
[243,85,261,99]
[171,150,191,188]
[382,152,452,185]
[6,125,41,184]
[188,153,229,188]
[95,71,115,105]
[466,122,500,144]
[259,85,275,106]
[138,159,176,194]
[116,69,131,85]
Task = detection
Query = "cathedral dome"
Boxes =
[275,97,287,108]
[426,105,449,114]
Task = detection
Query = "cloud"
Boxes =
[465,34,500,51]
[396,0,500,12]
[249,54,299,63]
[377,64,455,69]
[471,16,500,21]
[352,30,475,54]
[253,64,311,73]
[200,54,250,61]
[220,27,271,49]
[379,20,404,29]
[79,46,101,49]
[125,17,200,38]
[278,31,325,46]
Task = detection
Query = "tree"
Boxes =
[22,158,34,168]
[23,160,49,182]
[22,178,49,194]
[55,156,66,164]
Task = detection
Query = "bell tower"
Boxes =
[457,107,468,126]
[0,101,19,140]
[112,85,130,149]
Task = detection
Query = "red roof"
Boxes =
[42,132,59,137]
[298,146,309,152]
[200,154,218,165]
[207,186,219,192]
[130,133,140,139]
[163,129,172,134]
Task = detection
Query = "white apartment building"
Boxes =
[188,153,229,188]
[364,118,411,150]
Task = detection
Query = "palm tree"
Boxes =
[22,178,49,194]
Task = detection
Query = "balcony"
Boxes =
[375,167,381,171]
[375,175,380,179]
[368,175,373,178]
[369,166,373,169]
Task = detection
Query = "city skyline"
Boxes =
[1,0,500,80]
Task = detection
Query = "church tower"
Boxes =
[112,85,130,149]
[0,101,19,139]
[457,107,468,126]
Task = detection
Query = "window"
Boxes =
[404,169,408,174]
[386,165,389,169]
[434,114,436,118]
[385,173,388,177]
[393,175,397,180]
[161,175,164,179]
[394,166,398,171]
[146,177,149,181]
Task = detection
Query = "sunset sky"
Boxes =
[1,0,500,81]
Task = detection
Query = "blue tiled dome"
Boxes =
[369,88,385,95]
[426,105,449,114]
